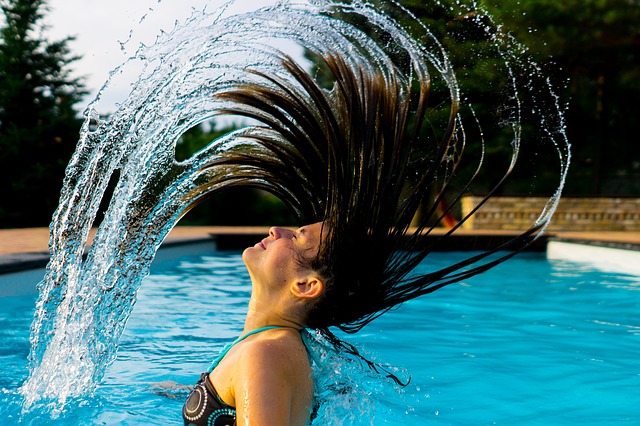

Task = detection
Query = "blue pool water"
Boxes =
[1,247,639,424]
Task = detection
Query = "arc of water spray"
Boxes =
[20,0,569,414]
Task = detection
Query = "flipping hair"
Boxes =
[187,10,550,335]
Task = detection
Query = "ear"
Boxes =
[290,275,324,300]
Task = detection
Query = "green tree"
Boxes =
[0,0,85,227]
[483,0,640,195]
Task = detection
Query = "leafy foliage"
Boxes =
[483,0,640,195]
[0,0,85,227]
[310,0,639,196]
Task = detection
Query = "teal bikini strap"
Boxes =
[207,325,285,373]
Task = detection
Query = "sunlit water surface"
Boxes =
[2,248,638,425]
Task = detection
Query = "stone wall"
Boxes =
[461,196,640,231]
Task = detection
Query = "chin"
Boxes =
[242,246,258,266]
[242,246,251,261]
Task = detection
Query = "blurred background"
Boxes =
[1,0,638,229]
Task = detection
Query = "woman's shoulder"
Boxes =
[231,329,314,425]
[241,328,309,365]
[232,329,311,385]
[232,329,312,402]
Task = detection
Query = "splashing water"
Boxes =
[20,0,569,416]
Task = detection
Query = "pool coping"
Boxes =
[1,227,638,274]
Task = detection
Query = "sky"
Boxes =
[43,0,198,109]
[42,0,284,112]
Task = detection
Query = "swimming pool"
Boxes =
[2,245,639,424]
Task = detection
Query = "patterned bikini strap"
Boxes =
[206,325,286,373]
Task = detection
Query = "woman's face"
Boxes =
[243,222,324,292]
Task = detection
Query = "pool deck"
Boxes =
[1,227,639,274]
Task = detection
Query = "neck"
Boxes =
[243,294,305,333]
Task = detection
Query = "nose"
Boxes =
[269,226,282,239]
[269,226,292,239]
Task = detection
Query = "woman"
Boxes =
[183,223,325,425]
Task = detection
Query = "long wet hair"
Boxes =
[193,46,542,334]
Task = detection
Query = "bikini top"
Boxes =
[182,326,286,426]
